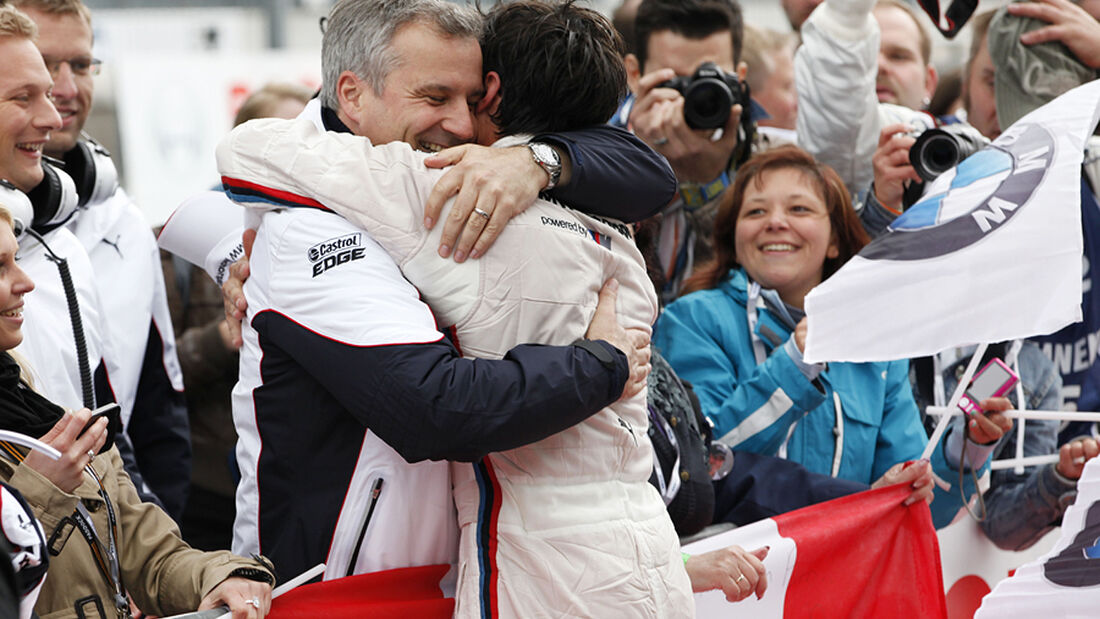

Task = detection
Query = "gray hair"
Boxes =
[320,0,483,107]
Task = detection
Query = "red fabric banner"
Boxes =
[267,564,454,619]
[775,484,948,618]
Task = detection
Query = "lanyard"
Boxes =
[74,463,129,618]
[0,442,129,618]
[647,405,681,505]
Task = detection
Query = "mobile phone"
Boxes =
[79,403,120,438]
[957,358,1019,416]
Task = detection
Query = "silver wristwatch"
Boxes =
[527,142,562,190]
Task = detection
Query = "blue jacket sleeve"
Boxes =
[258,310,628,463]
[713,450,867,526]
[536,125,676,222]
[654,298,825,453]
[980,419,1073,549]
[980,358,1072,550]
[870,360,975,528]
[858,185,900,239]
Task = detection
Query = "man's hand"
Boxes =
[872,459,935,506]
[584,278,651,399]
[198,577,272,619]
[685,546,769,602]
[1056,436,1100,480]
[1009,0,1100,69]
[871,123,921,212]
[966,397,1014,445]
[24,409,109,494]
[221,229,256,349]
[629,67,744,183]
[424,144,568,262]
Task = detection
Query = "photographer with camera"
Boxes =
[615,0,769,303]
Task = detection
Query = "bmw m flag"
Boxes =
[803,80,1100,364]
[975,457,1100,618]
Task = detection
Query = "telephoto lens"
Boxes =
[908,125,990,182]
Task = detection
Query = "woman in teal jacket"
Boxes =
[654,146,1007,528]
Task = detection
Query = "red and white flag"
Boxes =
[686,484,947,618]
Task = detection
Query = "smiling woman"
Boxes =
[0,201,277,618]
[653,145,985,527]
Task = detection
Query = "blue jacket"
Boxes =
[654,268,976,527]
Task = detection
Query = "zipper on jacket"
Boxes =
[345,477,385,577]
[617,416,638,446]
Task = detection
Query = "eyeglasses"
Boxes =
[43,57,102,78]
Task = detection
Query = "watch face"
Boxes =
[531,142,559,166]
[530,142,562,189]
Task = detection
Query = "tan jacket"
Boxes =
[0,447,271,619]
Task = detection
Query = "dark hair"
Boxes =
[634,0,743,71]
[481,0,626,136]
[929,67,962,117]
[682,145,869,295]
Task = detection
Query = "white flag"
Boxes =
[975,456,1100,618]
[804,80,1100,364]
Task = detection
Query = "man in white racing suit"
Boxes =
[217,2,695,616]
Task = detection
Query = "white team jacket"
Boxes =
[15,228,116,411]
[218,116,693,618]
[68,187,184,424]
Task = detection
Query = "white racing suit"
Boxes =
[217,117,694,618]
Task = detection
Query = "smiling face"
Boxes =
[0,35,61,192]
[0,219,34,351]
[21,8,93,157]
[873,4,936,110]
[734,167,838,309]
[339,21,483,152]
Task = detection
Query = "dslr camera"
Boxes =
[660,62,749,130]
[908,124,989,182]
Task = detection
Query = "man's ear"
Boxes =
[924,64,940,104]
[625,54,642,95]
[336,70,369,130]
[478,70,502,116]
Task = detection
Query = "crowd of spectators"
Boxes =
[0,0,1097,616]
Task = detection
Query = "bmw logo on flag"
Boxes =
[861,123,1055,262]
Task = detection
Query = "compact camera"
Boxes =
[659,62,749,130]
[957,358,1019,417]
[908,124,990,182]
